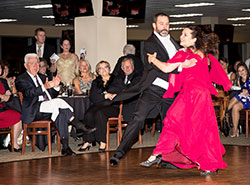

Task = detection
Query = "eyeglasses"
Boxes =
[98,65,109,71]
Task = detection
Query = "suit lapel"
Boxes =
[152,34,170,59]
[24,72,37,87]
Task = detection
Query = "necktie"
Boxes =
[124,75,128,84]
[37,46,42,57]
[34,75,49,101]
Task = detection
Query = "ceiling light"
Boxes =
[24,4,52,9]
[227,17,250,21]
[170,21,195,25]
[170,27,184,31]
[126,25,139,28]
[42,15,55,19]
[0,19,17,23]
[242,9,250,12]
[170,13,203,18]
[54,24,69,27]
[232,24,246,27]
[175,3,215,8]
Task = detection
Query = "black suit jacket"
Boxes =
[26,43,56,66]
[15,72,59,124]
[112,54,144,77]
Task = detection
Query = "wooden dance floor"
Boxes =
[0,145,249,185]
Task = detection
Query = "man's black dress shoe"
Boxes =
[8,145,22,152]
[161,161,181,170]
[110,156,120,166]
[61,147,76,156]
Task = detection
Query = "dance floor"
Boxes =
[0,145,249,185]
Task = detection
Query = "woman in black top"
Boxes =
[79,61,122,152]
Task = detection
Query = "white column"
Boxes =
[74,0,126,72]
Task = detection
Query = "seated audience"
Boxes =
[0,60,22,152]
[79,61,122,152]
[39,58,53,81]
[219,57,235,83]
[50,38,78,86]
[112,44,144,77]
[0,60,17,94]
[72,59,96,95]
[15,53,95,156]
[227,62,250,137]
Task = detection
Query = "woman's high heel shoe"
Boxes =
[230,130,239,138]
[200,169,219,176]
[140,155,162,167]
[78,143,91,151]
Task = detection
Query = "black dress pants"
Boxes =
[114,89,174,159]
[83,104,119,143]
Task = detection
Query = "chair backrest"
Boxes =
[18,92,23,105]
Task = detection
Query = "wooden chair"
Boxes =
[18,92,61,155]
[212,89,229,129]
[0,126,14,152]
[240,109,250,137]
[106,102,142,151]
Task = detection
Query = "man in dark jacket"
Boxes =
[16,53,95,156]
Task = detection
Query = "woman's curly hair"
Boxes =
[186,25,219,56]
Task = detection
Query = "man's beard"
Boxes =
[156,28,169,37]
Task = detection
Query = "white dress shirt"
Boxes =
[36,43,44,58]
[154,31,177,59]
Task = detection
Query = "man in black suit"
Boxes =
[26,28,56,67]
[119,57,142,122]
[16,53,95,156]
[113,44,144,78]
[110,12,181,165]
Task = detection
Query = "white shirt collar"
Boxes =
[154,31,170,40]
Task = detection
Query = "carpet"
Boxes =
[0,130,249,164]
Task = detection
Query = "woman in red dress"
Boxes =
[140,25,232,175]
[0,60,22,152]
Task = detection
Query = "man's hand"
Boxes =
[44,78,55,89]
[182,58,197,68]
[147,52,157,64]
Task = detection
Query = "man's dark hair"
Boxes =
[153,12,169,23]
[35,28,46,35]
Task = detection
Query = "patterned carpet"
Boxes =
[0,130,249,164]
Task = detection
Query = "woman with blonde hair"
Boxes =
[73,59,96,95]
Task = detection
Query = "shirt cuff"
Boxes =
[54,86,60,91]
[177,64,183,72]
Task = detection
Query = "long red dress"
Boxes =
[0,81,21,128]
[152,49,232,172]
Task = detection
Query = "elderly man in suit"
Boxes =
[26,28,56,67]
[16,53,95,156]
[110,12,182,166]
